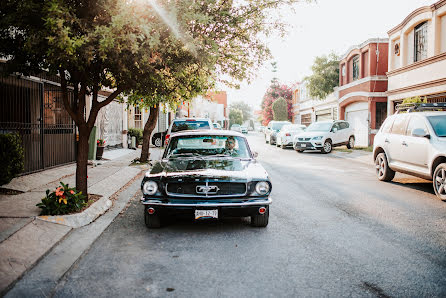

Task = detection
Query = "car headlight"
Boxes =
[255,181,270,195]
[143,181,158,195]
[312,136,323,140]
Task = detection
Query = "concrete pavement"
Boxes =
[0,147,162,295]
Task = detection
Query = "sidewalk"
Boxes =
[0,147,162,295]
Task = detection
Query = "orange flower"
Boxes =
[55,187,64,197]
[70,190,75,195]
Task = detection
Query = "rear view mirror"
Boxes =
[332,127,338,133]
[412,128,430,139]
[252,151,259,158]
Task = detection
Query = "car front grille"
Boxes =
[298,137,311,141]
[295,142,314,148]
[166,182,247,197]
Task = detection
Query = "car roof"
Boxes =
[170,129,245,138]
[173,118,211,121]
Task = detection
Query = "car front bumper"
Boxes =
[293,141,323,150]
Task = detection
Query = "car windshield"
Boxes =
[427,115,446,137]
[171,120,210,132]
[306,122,332,132]
[165,135,250,159]
[271,122,289,131]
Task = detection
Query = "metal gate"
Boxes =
[0,75,76,175]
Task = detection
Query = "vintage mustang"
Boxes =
[141,130,272,228]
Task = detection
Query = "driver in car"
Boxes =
[224,136,238,156]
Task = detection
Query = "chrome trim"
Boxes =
[141,197,272,207]
[165,182,247,198]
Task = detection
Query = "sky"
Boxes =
[224,0,435,111]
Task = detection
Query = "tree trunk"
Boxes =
[76,127,90,197]
[140,106,159,163]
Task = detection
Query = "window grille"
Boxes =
[352,56,360,81]
[414,22,428,62]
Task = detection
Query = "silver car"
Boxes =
[373,103,446,200]
[276,124,306,149]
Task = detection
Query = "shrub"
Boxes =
[128,128,143,143]
[0,133,25,186]
[272,97,288,121]
[37,182,87,215]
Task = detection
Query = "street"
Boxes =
[36,132,446,297]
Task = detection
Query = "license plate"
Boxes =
[301,144,306,147]
[195,209,218,220]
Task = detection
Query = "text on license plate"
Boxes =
[195,209,218,220]
[301,144,306,147]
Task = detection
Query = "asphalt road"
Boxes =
[52,133,446,297]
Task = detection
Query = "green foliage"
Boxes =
[229,101,252,122]
[304,53,340,99]
[128,128,143,143]
[272,98,288,121]
[229,109,243,126]
[0,133,24,186]
[36,182,87,216]
[402,96,427,104]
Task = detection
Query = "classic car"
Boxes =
[141,130,272,228]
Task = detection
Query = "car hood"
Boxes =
[146,158,269,182]
[294,131,327,138]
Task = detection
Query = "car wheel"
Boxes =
[154,137,162,147]
[433,163,446,201]
[144,207,162,228]
[375,152,395,182]
[346,136,355,149]
[281,143,286,149]
[296,150,304,153]
[321,139,332,154]
[251,206,269,227]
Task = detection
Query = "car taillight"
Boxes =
[285,133,291,136]
[165,134,170,145]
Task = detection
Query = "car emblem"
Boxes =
[196,182,220,195]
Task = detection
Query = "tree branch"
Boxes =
[59,68,78,124]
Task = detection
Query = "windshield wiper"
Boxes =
[202,154,233,158]
[168,153,201,158]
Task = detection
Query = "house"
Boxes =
[292,81,338,126]
[127,104,173,135]
[338,38,389,146]
[387,0,446,113]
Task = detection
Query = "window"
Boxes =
[342,65,346,76]
[339,122,349,130]
[406,116,427,136]
[414,22,428,62]
[352,56,360,80]
[375,102,387,129]
[381,116,395,133]
[427,115,446,137]
[134,106,142,129]
[390,115,408,135]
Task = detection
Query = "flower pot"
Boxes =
[96,146,105,160]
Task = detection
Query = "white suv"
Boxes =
[293,120,355,154]
[373,103,446,200]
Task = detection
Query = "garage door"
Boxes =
[346,103,368,147]
[316,113,332,121]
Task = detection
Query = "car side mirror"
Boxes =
[412,128,430,139]
[332,127,338,133]
[252,151,259,158]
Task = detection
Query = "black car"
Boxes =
[141,130,272,228]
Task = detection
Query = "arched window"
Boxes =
[352,55,360,80]
[414,21,428,62]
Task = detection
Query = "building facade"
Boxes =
[338,38,389,146]
[387,0,446,113]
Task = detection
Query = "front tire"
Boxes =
[251,206,269,227]
[144,207,162,228]
[321,139,332,154]
[375,153,395,182]
[346,136,355,149]
[433,163,446,201]
[154,137,162,147]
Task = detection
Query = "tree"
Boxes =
[229,109,243,126]
[229,101,252,122]
[261,84,293,126]
[304,53,340,99]
[272,97,288,121]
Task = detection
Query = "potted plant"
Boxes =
[96,139,105,160]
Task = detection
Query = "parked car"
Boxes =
[373,103,446,201]
[141,130,272,228]
[213,122,222,130]
[230,124,242,133]
[276,124,306,149]
[265,121,291,145]
[152,130,167,147]
[241,126,248,134]
[165,118,213,145]
[293,120,355,154]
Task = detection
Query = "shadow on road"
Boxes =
[390,177,435,196]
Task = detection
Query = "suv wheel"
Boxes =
[375,153,395,181]
[154,137,162,147]
[433,163,446,201]
[321,139,332,154]
[346,136,355,149]
[281,143,286,149]
[251,206,269,227]
[144,207,162,228]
